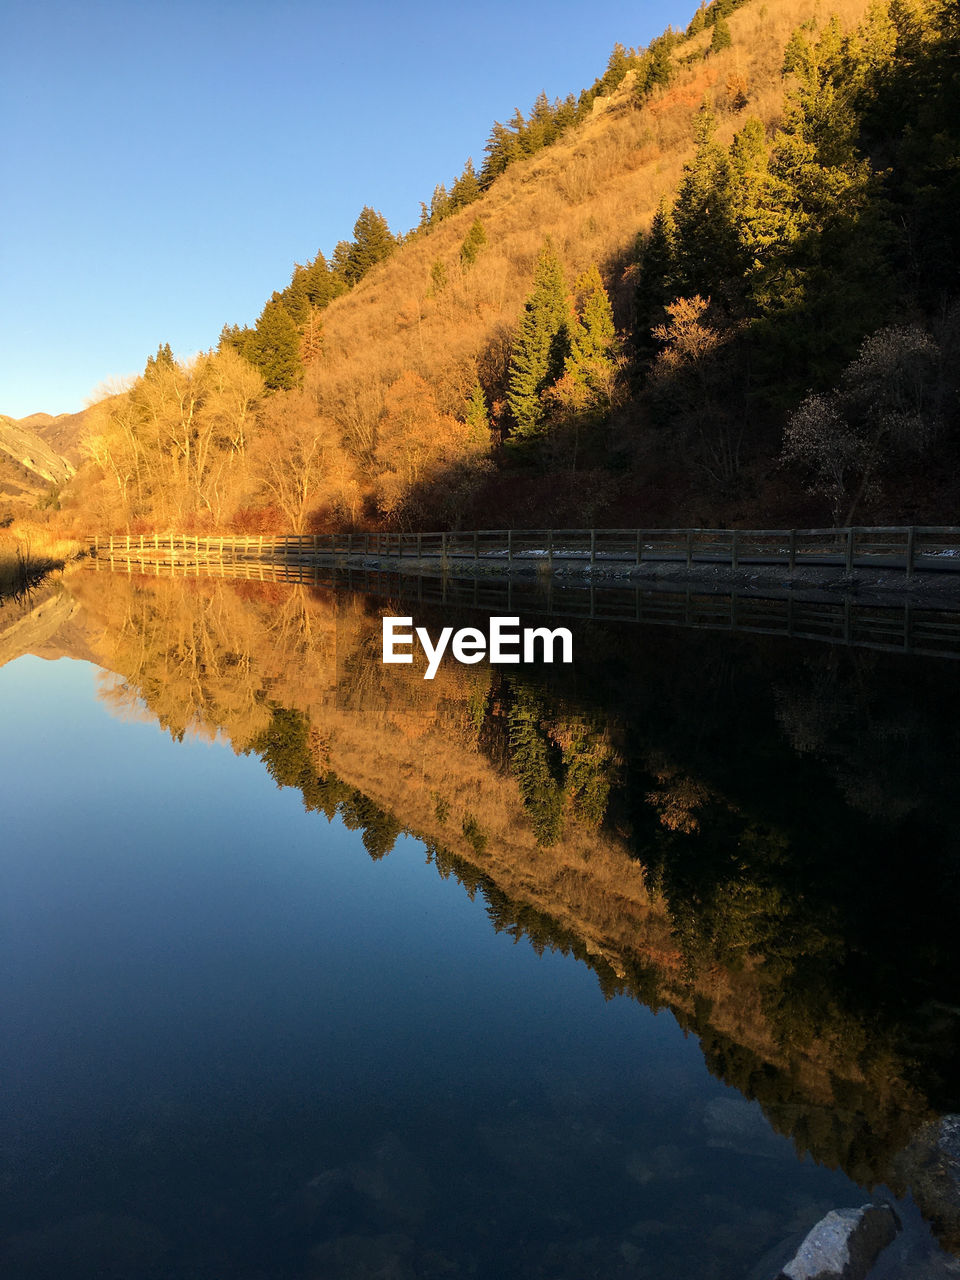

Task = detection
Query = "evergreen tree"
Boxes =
[709,15,733,54]
[449,158,480,209]
[782,28,811,76]
[429,183,451,223]
[526,91,558,150]
[507,241,573,439]
[429,258,448,295]
[460,218,487,269]
[750,25,890,385]
[508,106,531,155]
[247,299,302,391]
[598,43,632,95]
[730,117,786,278]
[302,251,346,310]
[636,34,676,100]
[635,198,677,353]
[565,266,621,408]
[687,3,708,37]
[144,342,175,375]
[341,207,396,285]
[481,119,523,184]
[330,239,353,281]
[554,93,578,131]
[465,381,489,433]
[673,108,743,305]
[220,323,254,362]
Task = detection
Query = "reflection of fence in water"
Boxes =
[89,556,960,661]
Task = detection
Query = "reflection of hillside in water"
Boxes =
[27,567,960,1247]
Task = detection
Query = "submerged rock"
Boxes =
[775,1203,899,1280]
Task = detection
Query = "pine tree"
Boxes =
[565,266,620,409]
[554,93,578,132]
[144,342,175,375]
[635,198,677,352]
[481,119,522,185]
[460,218,487,269]
[279,267,310,325]
[599,42,632,94]
[526,91,559,151]
[636,34,675,100]
[730,117,786,278]
[302,251,346,310]
[782,27,812,76]
[709,16,733,54]
[449,158,480,209]
[465,381,489,433]
[507,241,573,439]
[247,299,302,391]
[687,3,708,37]
[429,258,448,295]
[330,239,353,282]
[341,207,396,285]
[429,183,451,224]
[673,108,743,305]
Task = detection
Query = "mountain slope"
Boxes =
[0,414,76,508]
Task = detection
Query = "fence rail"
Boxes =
[85,556,960,660]
[87,527,960,577]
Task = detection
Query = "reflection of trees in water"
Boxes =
[503,680,618,846]
[68,572,960,1197]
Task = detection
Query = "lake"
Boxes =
[1,566,959,1279]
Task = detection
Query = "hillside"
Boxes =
[52,0,960,535]
[19,409,89,466]
[0,414,76,512]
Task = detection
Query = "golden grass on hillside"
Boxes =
[306,0,878,427]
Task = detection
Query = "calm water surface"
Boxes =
[1,571,958,1279]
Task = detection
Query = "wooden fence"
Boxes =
[88,527,960,577]
[86,556,960,660]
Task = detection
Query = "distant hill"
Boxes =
[0,413,78,510]
[17,409,89,467]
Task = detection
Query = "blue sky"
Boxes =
[2,0,695,418]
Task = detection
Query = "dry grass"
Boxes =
[0,524,84,598]
[303,0,877,435]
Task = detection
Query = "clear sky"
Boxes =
[2,0,695,419]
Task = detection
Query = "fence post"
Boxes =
[788,529,796,572]
[590,529,596,566]
[547,528,553,572]
[846,527,854,574]
[507,529,512,565]
[686,530,693,569]
[636,530,642,566]
[441,531,448,569]
[731,529,739,571]
[474,530,479,562]
[906,526,915,580]
[417,532,422,560]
